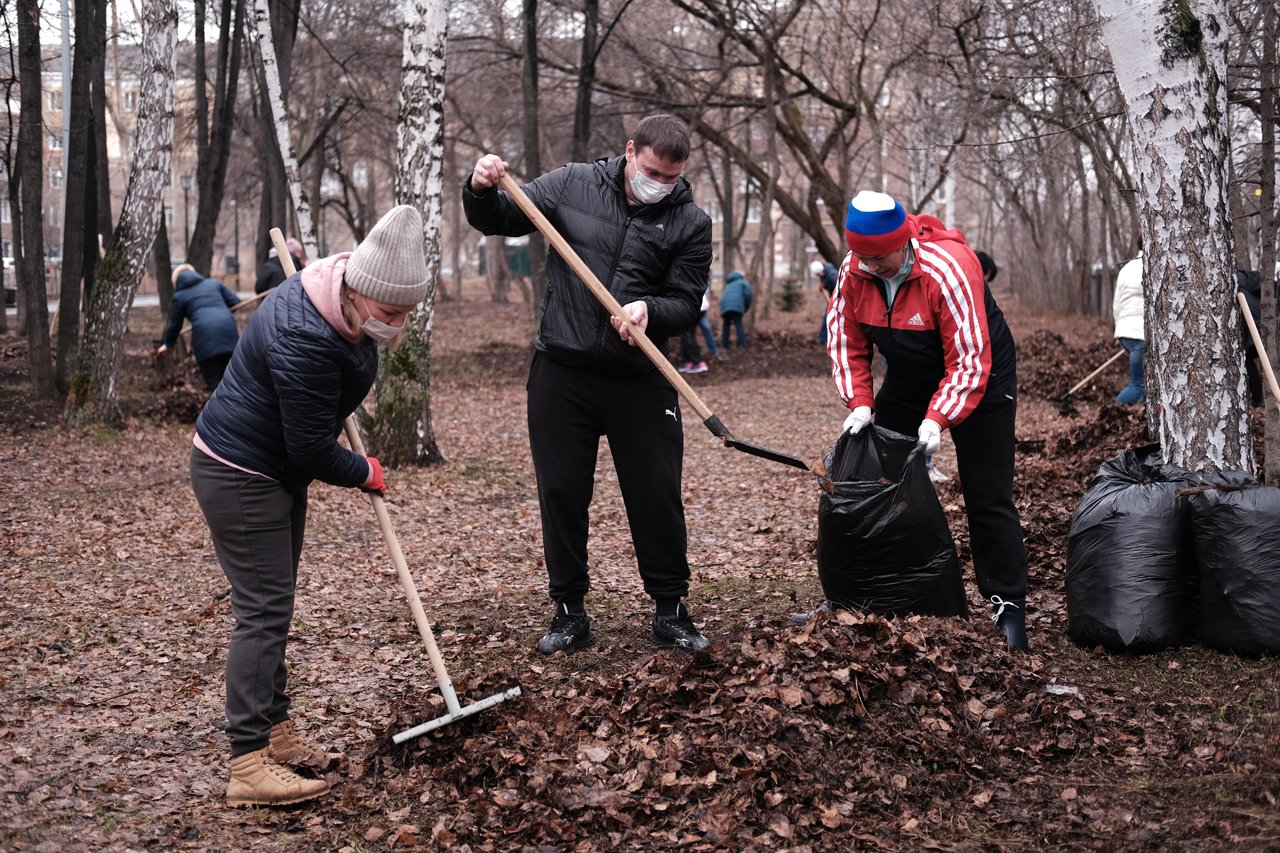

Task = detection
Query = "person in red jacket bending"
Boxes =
[826,190,1028,651]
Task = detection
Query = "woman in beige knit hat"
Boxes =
[187,204,430,807]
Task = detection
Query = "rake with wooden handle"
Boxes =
[269,227,520,743]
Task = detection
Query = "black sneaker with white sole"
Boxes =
[651,603,710,652]
[536,604,594,655]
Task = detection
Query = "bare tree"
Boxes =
[186,0,246,273]
[16,0,52,397]
[250,0,318,254]
[65,0,178,427]
[521,0,547,318]
[54,0,103,394]
[1095,0,1251,472]
[363,0,449,466]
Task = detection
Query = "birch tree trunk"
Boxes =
[64,0,176,428]
[1095,0,1252,474]
[363,0,447,466]
[250,0,317,256]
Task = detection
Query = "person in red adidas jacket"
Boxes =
[825,190,1028,651]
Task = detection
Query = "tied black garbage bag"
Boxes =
[816,426,967,617]
[1187,473,1280,656]
[1065,444,1199,652]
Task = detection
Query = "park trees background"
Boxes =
[0,0,1276,473]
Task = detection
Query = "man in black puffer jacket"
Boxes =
[464,114,714,655]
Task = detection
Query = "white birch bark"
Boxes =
[250,0,317,259]
[366,0,448,465]
[64,0,177,428]
[1094,0,1253,473]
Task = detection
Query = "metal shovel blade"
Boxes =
[703,415,811,471]
[723,436,812,470]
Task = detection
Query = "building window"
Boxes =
[49,134,63,152]
[0,205,8,224]
[124,90,136,112]
[47,90,61,111]
[165,205,174,227]
[50,169,64,189]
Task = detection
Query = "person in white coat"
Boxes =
[1112,251,1145,405]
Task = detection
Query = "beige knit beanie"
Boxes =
[344,205,429,306]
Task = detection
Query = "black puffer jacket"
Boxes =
[195,276,376,488]
[463,155,712,376]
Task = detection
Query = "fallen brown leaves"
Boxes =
[0,295,1277,851]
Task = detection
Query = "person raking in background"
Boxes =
[720,269,753,349]
[1112,248,1145,405]
[463,114,714,655]
[677,288,717,373]
[255,237,306,294]
[155,264,242,392]
[189,205,430,807]
[811,259,838,346]
[827,190,1029,651]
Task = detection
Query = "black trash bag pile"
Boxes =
[816,425,967,617]
[1187,472,1280,656]
[1065,444,1200,652]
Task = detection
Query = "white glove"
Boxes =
[843,406,873,435]
[917,419,942,455]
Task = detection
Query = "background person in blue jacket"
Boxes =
[155,265,241,391]
[811,259,838,346]
[188,205,429,808]
[720,269,753,349]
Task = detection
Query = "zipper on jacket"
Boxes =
[591,210,636,366]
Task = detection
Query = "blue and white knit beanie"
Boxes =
[844,190,912,256]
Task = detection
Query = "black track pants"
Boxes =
[526,354,690,605]
[875,395,1028,602]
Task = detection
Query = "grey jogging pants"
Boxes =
[189,447,307,756]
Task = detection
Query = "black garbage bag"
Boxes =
[816,425,967,617]
[1065,444,1199,652]
[1187,473,1280,656]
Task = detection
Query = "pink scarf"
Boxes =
[301,253,363,344]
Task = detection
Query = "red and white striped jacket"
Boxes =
[825,214,1017,429]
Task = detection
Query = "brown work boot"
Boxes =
[226,747,329,808]
[268,719,341,771]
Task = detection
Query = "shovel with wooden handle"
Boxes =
[495,173,819,475]
[269,228,520,743]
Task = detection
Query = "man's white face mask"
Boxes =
[629,156,677,204]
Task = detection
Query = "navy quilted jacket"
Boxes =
[161,270,241,361]
[195,276,376,488]
[462,155,712,376]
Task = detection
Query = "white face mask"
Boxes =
[355,293,406,343]
[629,157,677,205]
[362,315,404,343]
